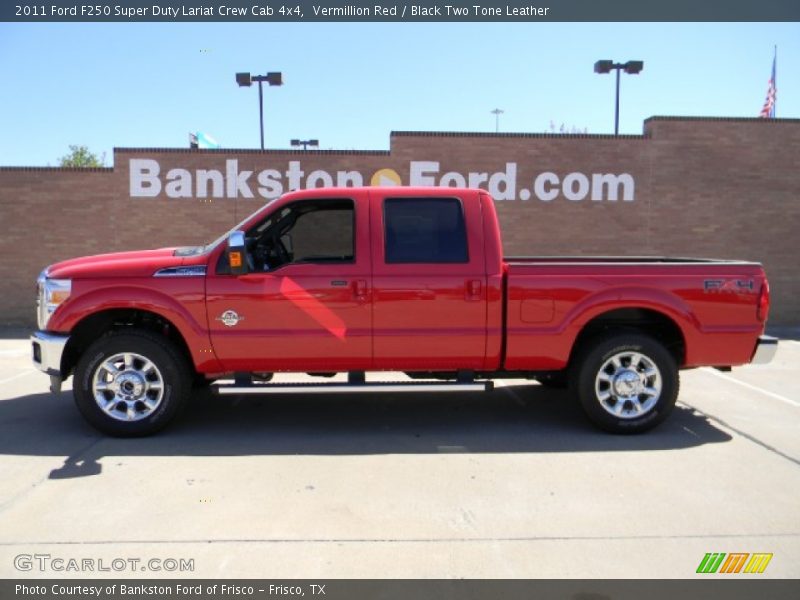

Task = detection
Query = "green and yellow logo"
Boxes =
[696,552,773,574]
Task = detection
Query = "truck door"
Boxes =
[206,195,372,373]
[370,191,488,371]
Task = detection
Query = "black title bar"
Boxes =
[4,0,800,22]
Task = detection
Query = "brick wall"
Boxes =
[1,116,798,326]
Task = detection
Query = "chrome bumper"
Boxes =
[31,331,69,376]
[751,335,778,365]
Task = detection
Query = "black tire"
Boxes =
[193,374,214,388]
[73,330,192,437]
[536,372,569,389]
[572,333,679,434]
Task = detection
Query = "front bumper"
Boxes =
[751,335,778,365]
[31,331,69,377]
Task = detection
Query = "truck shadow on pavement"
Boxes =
[0,383,733,479]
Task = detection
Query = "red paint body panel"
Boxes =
[47,278,221,372]
[43,187,768,376]
[205,192,373,372]
[480,192,505,371]
[503,262,765,370]
[48,247,185,280]
[368,188,488,371]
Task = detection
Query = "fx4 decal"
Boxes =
[704,279,756,293]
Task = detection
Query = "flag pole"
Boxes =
[773,45,777,118]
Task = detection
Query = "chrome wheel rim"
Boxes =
[92,352,164,422]
[594,351,662,419]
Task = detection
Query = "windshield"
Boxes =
[172,198,280,257]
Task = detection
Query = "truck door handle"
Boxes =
[466,279,482,301]
[352,279,368,302]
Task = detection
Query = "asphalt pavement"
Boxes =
[0,334,798,578]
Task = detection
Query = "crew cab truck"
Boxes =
[31,187,777,436]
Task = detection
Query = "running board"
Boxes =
[214,381,493,395]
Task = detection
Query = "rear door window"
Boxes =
[384,198,468,264]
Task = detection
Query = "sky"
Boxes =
[0,21,797,166]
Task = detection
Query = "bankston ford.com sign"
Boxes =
[129,159,636,203]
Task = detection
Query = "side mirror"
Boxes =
[227,231,248,275]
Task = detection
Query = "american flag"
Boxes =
[759,49,776,119]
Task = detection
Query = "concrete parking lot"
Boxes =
[0,332,798,579]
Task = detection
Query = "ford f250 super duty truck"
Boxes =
[31,187,777,436]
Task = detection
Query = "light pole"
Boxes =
[491,108,504,133]
[291,139,319,150]
[593,60,643,135]
[236,71,283,149]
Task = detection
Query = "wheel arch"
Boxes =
[569,306,687,368]
[61,308,195,379]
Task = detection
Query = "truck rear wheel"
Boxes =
[73,330,191,436]
[573,333,678,434]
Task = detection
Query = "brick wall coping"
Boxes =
[645,115,800,124]
[114,148,391,156]
[0,166,113,172]
[390,131,647,140]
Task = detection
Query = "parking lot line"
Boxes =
[700,367,800,408]
[0,369,36,385]
[0,349,30,357]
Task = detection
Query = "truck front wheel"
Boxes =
[73,331,191,436]
[573,333,679,434]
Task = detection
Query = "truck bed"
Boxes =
[502,257,767,371]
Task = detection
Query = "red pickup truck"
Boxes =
[32,187,776,436]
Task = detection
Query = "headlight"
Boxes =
[37,270,71,330]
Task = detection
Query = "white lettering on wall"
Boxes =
[591,173,635,201]
[409,161,439,186]
[130,159,161,197]
[129,159,636,203]
[488,163,516,201]
[226,159,253,198]
[257,169,283,199]
[440,171,466,187]
[306,170,334,188]
[534,172,559,202]
[285,161,304,191]
[196,169,223,198]
[165,168,192,198]
[563,173,590,201]
[337,171,363,187]
[468,172,488,188]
